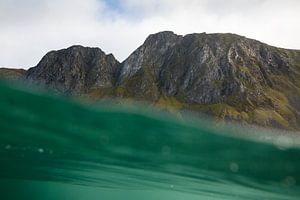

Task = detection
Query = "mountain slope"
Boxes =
[26,45,120,95]
[0,68,26,81]
[116,32,300,130]
[2,32,300,130]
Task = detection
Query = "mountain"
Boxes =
[0,68,26,81]
[115,32,300,130]
[26,45,120,95]
[1,31,300,130]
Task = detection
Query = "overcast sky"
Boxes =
[1,0,300,68]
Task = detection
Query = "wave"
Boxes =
[0,81,299,199]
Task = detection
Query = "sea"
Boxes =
[0,81,299,200]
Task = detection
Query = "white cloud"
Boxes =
[0,0,300,68]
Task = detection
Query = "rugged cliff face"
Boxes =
[2,31,300,130]
[26,45,120,95]
[116,31,300,130]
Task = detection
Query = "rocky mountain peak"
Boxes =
[144,31,182,45]
[26,45,120,94]
[118,31,182,83]
[115,32,300,130]
[3,31,300,130]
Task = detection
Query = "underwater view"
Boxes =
[1,0,300,199]
[0,81,299,200]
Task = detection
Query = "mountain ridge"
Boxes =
[1,31,300,130]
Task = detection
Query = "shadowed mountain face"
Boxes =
[26,45,120,95]
[2,31,300,130]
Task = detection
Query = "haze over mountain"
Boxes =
[1,31,300,130]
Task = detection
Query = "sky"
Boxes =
[1,0,300,68]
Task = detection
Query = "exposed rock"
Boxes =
[26,45,120,95]
[119,31,182,82]
[116,32,300,130]
[4,32,300,130]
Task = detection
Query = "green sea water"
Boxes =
[0,81,299,200]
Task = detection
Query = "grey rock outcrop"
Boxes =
[115,31,300,130]
[118,32,293,104]
[7,31,300,130]
[26,45,120,95]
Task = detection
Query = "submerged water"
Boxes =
[0,81,299,200]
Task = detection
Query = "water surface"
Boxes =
[0,81,299,199]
